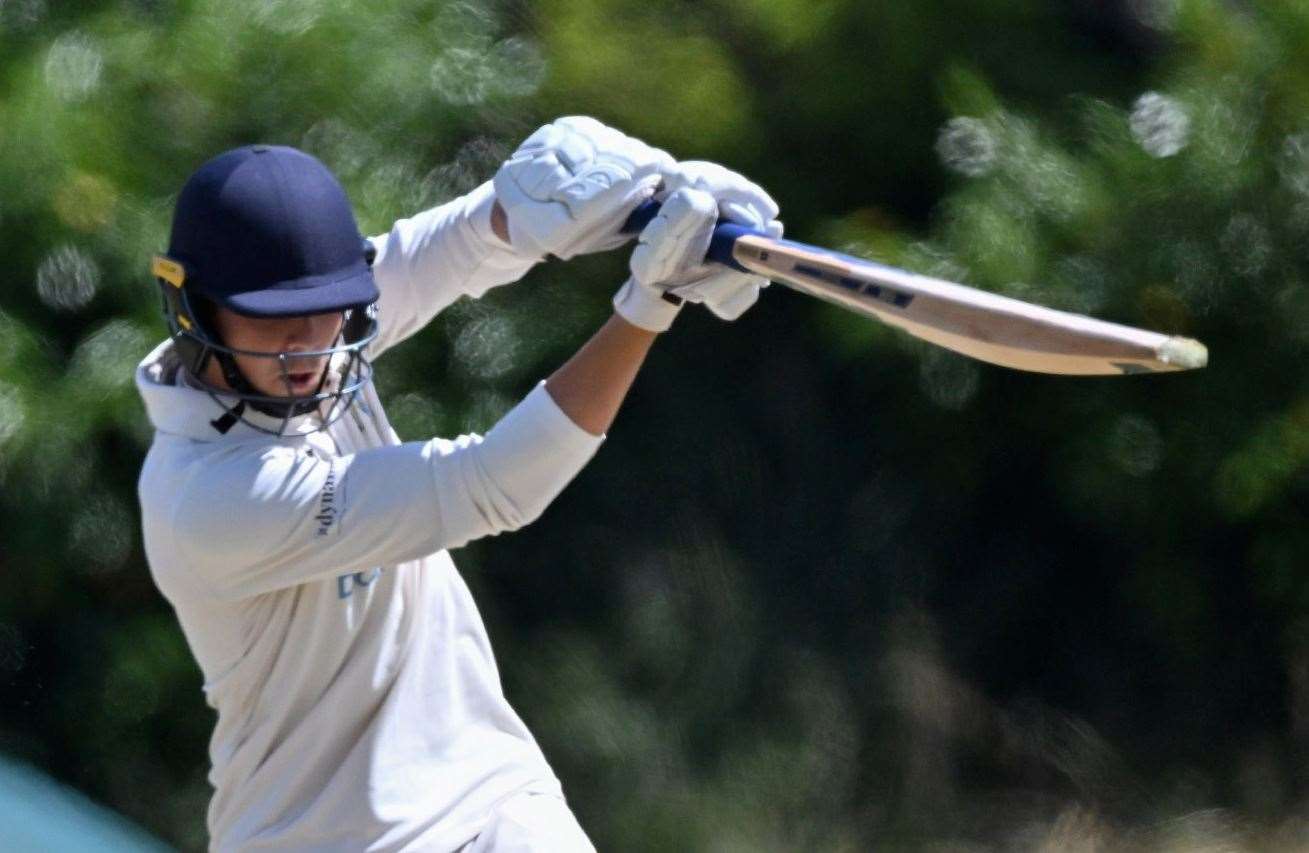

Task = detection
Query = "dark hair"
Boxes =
[187,294,222,346]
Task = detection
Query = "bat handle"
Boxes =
[622,199,755,273]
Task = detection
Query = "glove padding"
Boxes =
[653,161,783,320]
[614,185,778,331]
[494,116,675,261]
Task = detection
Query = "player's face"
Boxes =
[210,305,346,397]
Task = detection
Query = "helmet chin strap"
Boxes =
[207,351,253,434]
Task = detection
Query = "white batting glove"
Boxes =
[493,116,675,261]
[654,161,783,320]
[615,187,771,332]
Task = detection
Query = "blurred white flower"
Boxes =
[420,137,509,207]
[430,47,493,105]
[453,314,519,381]
[436,0,498,46]
[0,382,25,447]
[489,37,547,99]
[430,38,547,105]
[387,392,443,440]
[1221,213,1272,279]
[70,492,134,574]
[462,390,514,433]
[1127,0,1179,31]
[36,244,100,310]
[44,31,103,101]
[1278,133,1309,198]
[359,160,424,219]
[1130,92,1190,158]
[903,241,969,284]
[69,320,151,398]
[301,119,379,181]
[250,0,322,35]
[0,310,23,368]
[936,116,998,178]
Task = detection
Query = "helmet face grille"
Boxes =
[205,344,377,436]
[192,330,378,436]
[159,277,379,435]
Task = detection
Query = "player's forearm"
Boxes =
[366,181,534,321]
[544,313,658,437]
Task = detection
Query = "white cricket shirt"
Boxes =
[136,183,603,852]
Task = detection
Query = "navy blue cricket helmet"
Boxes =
[152,145,380,434]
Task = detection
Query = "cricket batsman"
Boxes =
[135,116,782,851]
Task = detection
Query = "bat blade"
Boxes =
[620,200,1207,375]
[730,235,1206,375]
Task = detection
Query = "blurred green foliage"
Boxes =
[3,0,1309,849]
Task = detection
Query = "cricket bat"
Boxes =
[623,201,1207,375]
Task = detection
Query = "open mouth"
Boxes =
[285,371,319,392]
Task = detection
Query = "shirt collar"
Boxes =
[136,339,327,441]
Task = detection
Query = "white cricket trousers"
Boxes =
[462,792,596,852]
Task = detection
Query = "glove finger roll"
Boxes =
[516,154,573,201]
[631,188,718,285]
[661,161,781,222]
[550,174,661,258]
[494,115,678,260]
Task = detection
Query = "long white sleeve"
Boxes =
[161,383,600,601]
[368,181,539,358]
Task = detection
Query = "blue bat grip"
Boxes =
[620,199,662,233]
[622,199,757,273]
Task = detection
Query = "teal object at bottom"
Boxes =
[0,754,172,852]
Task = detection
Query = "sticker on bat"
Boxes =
[792,263,915,309]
